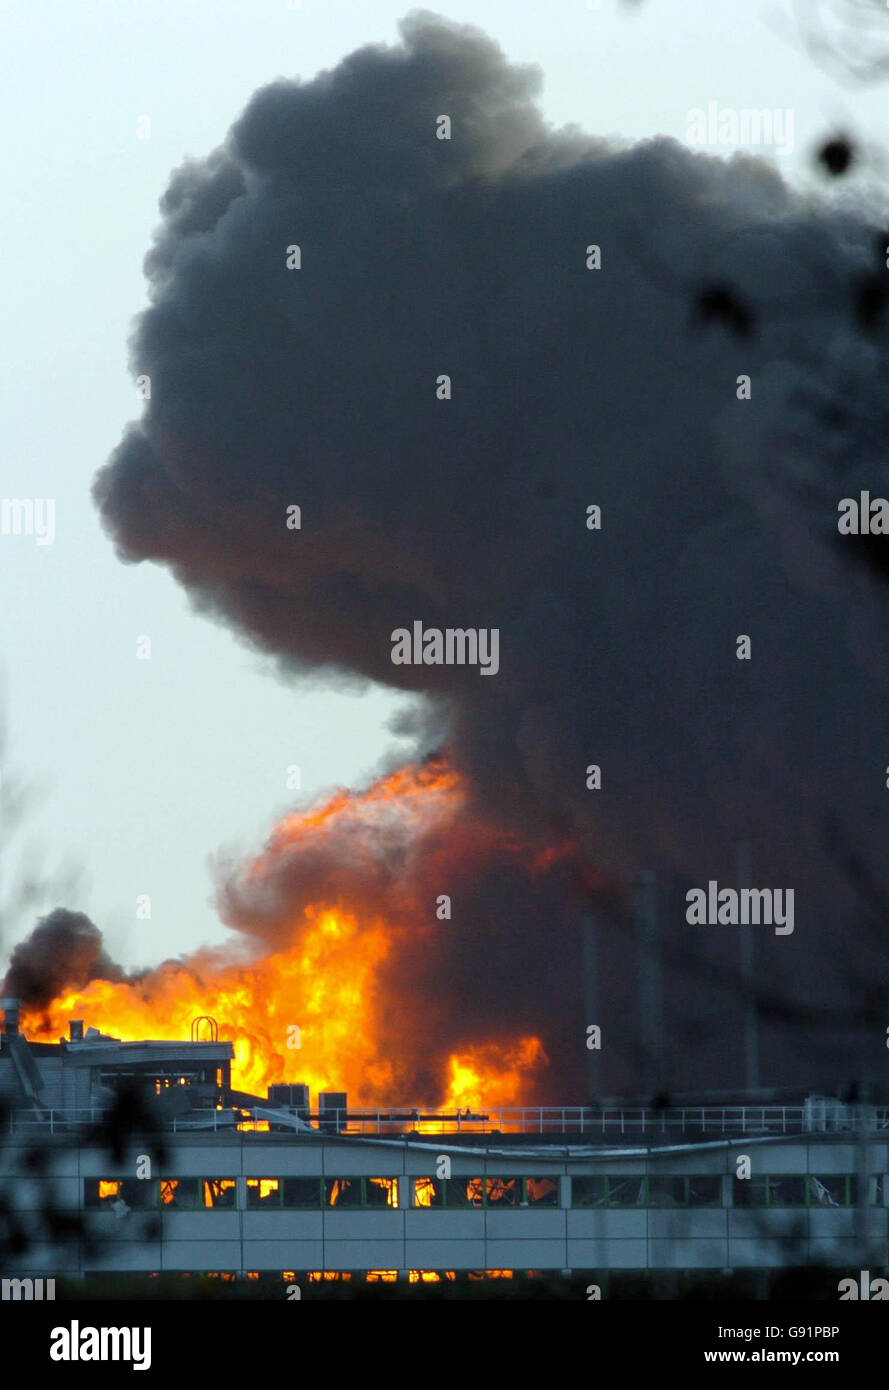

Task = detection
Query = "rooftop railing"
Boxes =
[312,1103,887,1139]
[3,1102,887,1139]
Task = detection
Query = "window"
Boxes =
[571,1176,607,1209]
[442,1179,476,1208]
[84,1179,156,1210]
[366,1178,399,1208]
[413,1177,559,1208]
[731,1175,855,1207]
[202,1179,236,1209]
[649,1176,722,1207]
[648,1177,686,1207]
[476,1178,518,1207]
[325,1178,361,1208]
[766,1176,808,1208]
[158,1178,234,1208]
[603,1176,648,1207]
[733,1176,770,1207]
[413,1178,440,1207]
[282,1178,323,1210]
[119,1179,156,1211]
[525,1177,560,1207]
[808,1175,858,1207]
[160,1178,200,1209]
[688,1176,723,1206]
[246,1179,282,1209]
[571,1176,722,1208]
[324,1178,399,1208]
[84,1180,122,1209]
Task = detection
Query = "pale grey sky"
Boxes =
[1,0,885,970]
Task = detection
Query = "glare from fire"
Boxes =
[20,759,548,1108]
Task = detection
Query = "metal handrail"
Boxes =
[0,1102,876,1138]
[306,1102,872,1137]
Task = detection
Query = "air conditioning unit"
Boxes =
[319,1092,347,1133]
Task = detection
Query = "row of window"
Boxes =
[85,1180,237,1210]
[733,1175,870,1208]
[250,1178,399,1209]
[83,1173,877,1212]
[572,1176,722,1208]
[413,1178,559,1208]
[84,1178,401,1211]
[573,1175,874,1208]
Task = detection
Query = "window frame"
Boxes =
[730,1174,859,1208]
[324,1177,400,1209]
[412,1176,559,1208]
[158,1177,202,1210]
[571,1174,723,1208]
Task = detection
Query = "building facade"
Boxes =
[1,1005,887,1284]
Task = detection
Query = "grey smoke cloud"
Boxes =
[2,909,125,1010]
[93,11,889,1094]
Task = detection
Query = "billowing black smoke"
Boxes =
[2,909,125,1010]
[92,12,889,1096]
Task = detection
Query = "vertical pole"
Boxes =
[736,841,759,1092]
[856,1082,873,1269]
[581,912,601,1104]
[635,871,664,1096]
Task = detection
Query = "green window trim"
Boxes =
[324,1177,399,1209]
[159,1178,201,1209]
[83,1171,880,1214]
[730,1175,860,1207]
[570,1176,648,1208]
[571,1174,728,1208]
[246,1177,327,1209]
[84,1177,237,1210]
[246,1177,401,1209]
[647,1176,723,1207]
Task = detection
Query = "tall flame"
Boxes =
[20,759,549,1108]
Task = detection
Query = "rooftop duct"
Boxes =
[1,998,21,1036]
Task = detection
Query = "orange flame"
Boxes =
[20,759,548,1108]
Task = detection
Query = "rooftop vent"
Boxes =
[1,998,21,1036]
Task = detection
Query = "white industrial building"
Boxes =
[1,1001,886,1287]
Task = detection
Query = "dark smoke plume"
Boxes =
[2,909,125,1010]
[92,12,889,1095]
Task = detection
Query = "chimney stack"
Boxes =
[69,1020,84,1042]
[1,998,21,1036]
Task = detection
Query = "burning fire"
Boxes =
[444,1039,547,1110]
[19,759,549,1109]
